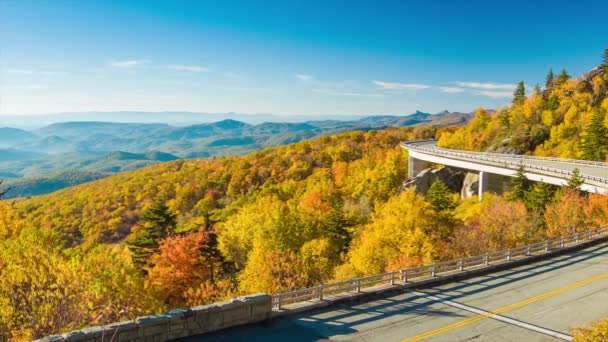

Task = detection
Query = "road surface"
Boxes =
[186,243,608,341]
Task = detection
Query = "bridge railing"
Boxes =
[402,140,607,167]
[271,226,608,309]
[400,141,608,185]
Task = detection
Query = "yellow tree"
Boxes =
[346,189,436,275]
[238,241,307,294]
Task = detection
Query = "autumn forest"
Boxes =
[1,59,608,340]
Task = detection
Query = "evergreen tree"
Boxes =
[524,182,557,212]
[425,179,457,240]
[580,110,608,161]
[509,164,529,201]
[556,69,570,85]
[603,48,608,69]
[126,200,176,270]
[533,84,542,96]
[545,68,554,88]
[566,168,585,190]
[426,179,455,212]
[513,81,526,105]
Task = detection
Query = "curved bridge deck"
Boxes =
[401,140,608,194]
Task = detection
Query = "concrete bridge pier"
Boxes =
[408,156,431,179]
[478,171,508,200]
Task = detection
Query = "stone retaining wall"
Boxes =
[37,294,271,342]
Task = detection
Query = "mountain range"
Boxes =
[0,110,472,197]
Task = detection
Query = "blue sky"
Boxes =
[1,0,606,116]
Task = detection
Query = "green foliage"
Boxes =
[513,81,526,105]
[524,181,557,212]
[126,201,176,269]
[509,165,529,201]
[426,180,456,212]
[556,68,570,85]
[567,168,585,190]
[579,109,608,161]
[546,68,554,88]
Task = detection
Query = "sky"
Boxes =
[0,0,607,117]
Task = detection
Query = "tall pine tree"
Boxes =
[603,48,608,71]
[579,110,608,161]
[556,69,570,85]
[126,200,177,270]
[426,179,455,212]
[545,68,554,88]
[524,182,557,212]
[566,168,585,191]
[513,81,526,105]
[509,164,529,201]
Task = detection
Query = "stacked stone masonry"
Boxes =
[36,294,271,342]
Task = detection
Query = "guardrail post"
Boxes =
[560,237,565,247]
[389,273,395,285]
[401,270,408,284]
[544,241,549,253]
[588,231,592,240]
[575,233,580,244]
[431,265,436,278]
[507,250,512,261]
[318,286,323,301]
[526,245,531,256]
[458,259,464,271]
[277,297,282,310]
[355,279,361,293]
[483,254,489,265]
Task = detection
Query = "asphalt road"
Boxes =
[186,243,608,342]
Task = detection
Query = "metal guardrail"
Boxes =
[407,140,607,167]
[400,140,608,185]
[272,226,608,309]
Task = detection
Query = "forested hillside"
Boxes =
[438,59,608,160]
[2,119,608,340]
[0,111,470,198]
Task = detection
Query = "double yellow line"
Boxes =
[403,272,608,341]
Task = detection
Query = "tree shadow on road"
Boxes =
[185,244,608,341]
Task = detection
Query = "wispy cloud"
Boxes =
[455,82,516,90]
[218,85,277,93]
[168,64,210,72]
[108,59,149,68]
[439,86,466,93]
[295,74,314,81]
[373,80,431,91]
[470,90,513,98]
[312,88,384,97]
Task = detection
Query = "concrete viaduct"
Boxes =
[402,140,608,198]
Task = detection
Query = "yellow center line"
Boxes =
[403,272,608,342]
